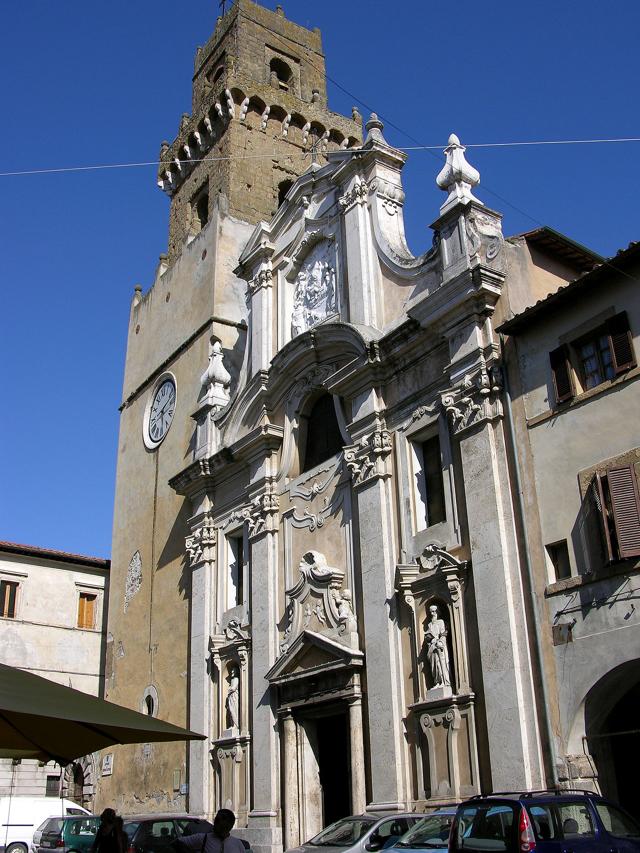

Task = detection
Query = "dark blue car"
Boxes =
[449,791,640,853]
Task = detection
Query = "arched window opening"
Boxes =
[144,694,155,716]
[208,65,224,86]
[278,180,293,208]
[72,763,84,803]
[301,394,344,473]
[269,57,292,90]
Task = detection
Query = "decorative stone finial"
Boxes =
[436,133,481,214]
[200,339,231,408]
[364,112,388,147]
[352,106,361,122]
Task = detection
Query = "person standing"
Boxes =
[177,810,245,853]
[92,809,124,853]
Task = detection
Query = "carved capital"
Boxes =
[247,488,279,538]
[248,267,273,296]
[344,428,393,487]
[185,514,217,567]
[370,177,405,216]
[339,179,370,212]
[441,364,502,436]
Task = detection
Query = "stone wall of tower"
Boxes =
[157,0,361,263]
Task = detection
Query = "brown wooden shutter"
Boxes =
[592,474,615,563]
[607,312,636,374]
[607,464,640,558]
[549,345,575,404]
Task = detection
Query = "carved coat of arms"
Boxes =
[291,241,337,338]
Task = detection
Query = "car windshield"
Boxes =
[309,818,376,847]
[396,815,453,848]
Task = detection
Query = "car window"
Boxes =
[397,813,454,848]
[36,820,52,832]
[375,818,411,848]
[175,820,214,837]
[595,804,640,838]
[43,819,64,834]
[526,806,559,841]
[148,822,177,841]
[310,817,376,846]
[556,803,594,838]
[122,822,140,841]
[66,818,98,837]
[453,804,516,852]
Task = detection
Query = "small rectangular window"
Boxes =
[46,775,60,797]
[0,580,18,618]
[227,534,244,610]
[546,540,571,581]
[412,434,446,530]
[77,592,97,629]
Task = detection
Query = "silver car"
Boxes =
[286,814,421,853]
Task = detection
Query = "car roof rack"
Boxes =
[467,789,595,800]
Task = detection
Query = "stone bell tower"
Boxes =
[158,0,362,262]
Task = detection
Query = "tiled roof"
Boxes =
[0,540,110,569]
[513,226,604,273]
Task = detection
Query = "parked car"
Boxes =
[387,808,457,853]
[0,797,89,853]
[285,813,422,853]
[36,816,99,853]
[449,790,640,853]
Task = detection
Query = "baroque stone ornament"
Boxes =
[279,550,359,654]
[436,133,481,214]
[247,489,279,538]
[124,551,142,612]
[344,428,393,487]
[441,364,502,435]
[185,514,217,567]
[339,178,370,212]
[290,239,337,337]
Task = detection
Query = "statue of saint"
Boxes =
[225,667,240,729]
[424,604,451,688]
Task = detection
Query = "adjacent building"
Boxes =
[97,0,639,846]
[0,541,110,806]
[498,240,640,819]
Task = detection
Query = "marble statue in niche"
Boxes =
[424,604,451,688]
[225,666,240,729]
[291,241,337,338]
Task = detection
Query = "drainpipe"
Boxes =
[500,334,559,789]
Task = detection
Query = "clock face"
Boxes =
[146,378,176,447]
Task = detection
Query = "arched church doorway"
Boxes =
[584,660,640,820]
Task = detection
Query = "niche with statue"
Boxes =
[395,544,480,804]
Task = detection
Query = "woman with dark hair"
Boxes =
[92,809,124,853]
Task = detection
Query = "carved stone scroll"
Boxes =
[344,428,393,487]
[441,364,502,436]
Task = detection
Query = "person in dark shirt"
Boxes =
[92,809,124,853]
[176,810,245,853]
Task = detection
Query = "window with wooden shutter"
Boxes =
[607,312,636,374]
[77,592,97,629]
[607,465,640,559]
[0,580,18,618]
[549,344,575,404]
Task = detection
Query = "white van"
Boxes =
[0,798,89,853]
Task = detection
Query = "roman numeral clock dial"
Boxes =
[144,376,176,450]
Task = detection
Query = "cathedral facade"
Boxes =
[98,0,640,847]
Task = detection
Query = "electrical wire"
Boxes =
[1,136,640,177]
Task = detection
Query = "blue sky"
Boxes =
[1,0,638,558]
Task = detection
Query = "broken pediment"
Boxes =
[266,629,363,685]
[278,550,359,654]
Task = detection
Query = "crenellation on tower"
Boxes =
[157,0,362,264]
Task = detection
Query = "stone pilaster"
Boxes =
[345,425,408,810]
[185,507,216,817]
[443,380,543,790]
